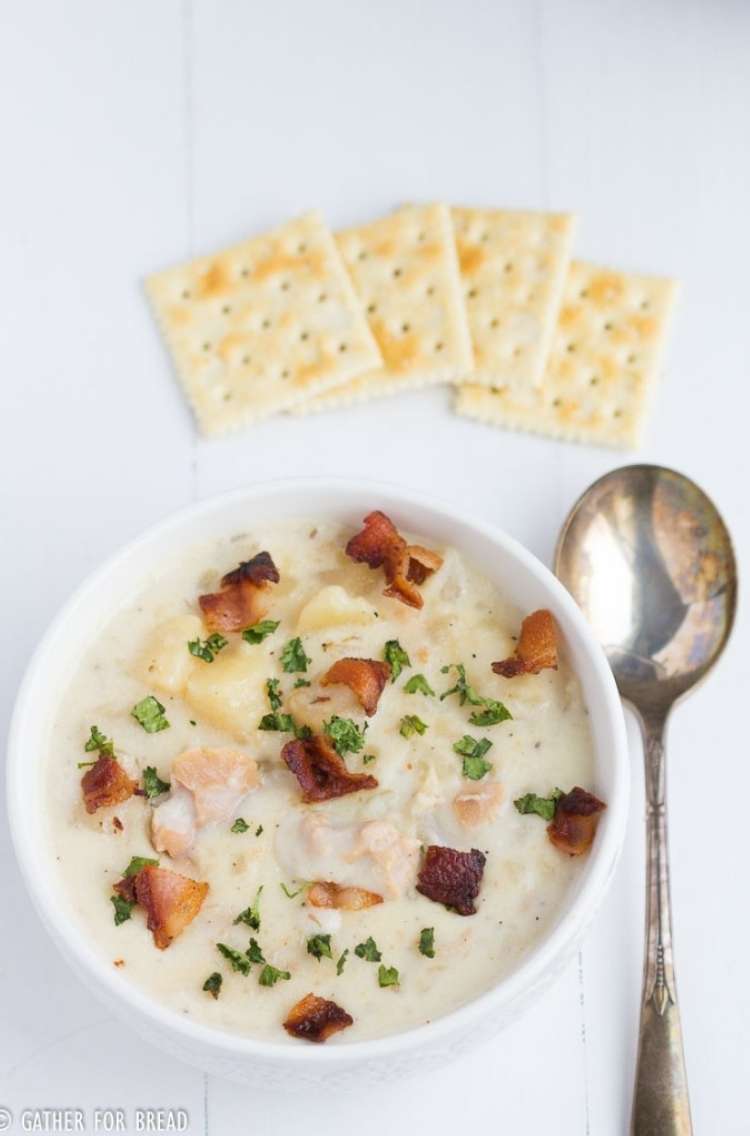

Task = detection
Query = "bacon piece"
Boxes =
[81,755,137,815]
[345,510,443,609]
[281,735,378,803]
[283,993,353,1043]
[416,845,486,916]
[321,657,391,716]
[547,787,606,856]
[453,782,504,828]
[492,609,558,678]
[199,550,279,632]
[307,881,383,910]
[115,865,208,949]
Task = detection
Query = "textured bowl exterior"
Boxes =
[7,478,629,1087]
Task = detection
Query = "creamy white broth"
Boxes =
[46,518,595,1043]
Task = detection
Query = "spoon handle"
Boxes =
[631,719,693,1135]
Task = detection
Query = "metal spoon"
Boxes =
[554,464,737,1136]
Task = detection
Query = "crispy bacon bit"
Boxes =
[492,609,558,678]
[345,510,443,610]
[416,845,486,916]
[281,735,378,803]
[112,816,124,832]
[198,550,280,632]
[283,993,353,1043]
[548,787,606,856]
[307,881,383,910]
[115,865,208,950]
[321,657,391,716]
[81,755,137,815]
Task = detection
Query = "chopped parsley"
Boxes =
[142,766,170,799]
[324,715,368,756]
[280,882,306,899]
[84,725,114,756]
[77,760,96,769]
[131,695,170,733]
[468,699,512,726]
[307,933,333,962]
[188,633,228,663]
[246,938,265,964]
[362,752,377,765]
[354,936,382,962]
[378,964,400,988]
[111,894,134,926]
[231,818,249,833]
[399,714,428,739]
[293,677,311,688]
[404,673,435,697]
[280,636,311,673]
[258,964,291,987]
[266,677,282,710]
[203,972,223,999]
[217,943,251,976]
[514,789,563,822]
[384,639,411,682]
[418,927,436,958]
[233,886,263,931]
[242,619,280,645]
[336,949,349,976]
[440,663,484,706]
[255,824,263,837]
[453,735,493,779]
[123,855,159,877]
[258,711,295,732]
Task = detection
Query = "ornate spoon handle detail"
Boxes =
[631,718,693,1136]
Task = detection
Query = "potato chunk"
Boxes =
[185,646,266,739]
[296,585,376,632]
[137,614,204,695]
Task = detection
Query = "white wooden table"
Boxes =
[1,3,748,1132]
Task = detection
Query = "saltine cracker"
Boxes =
[146,212,381,435]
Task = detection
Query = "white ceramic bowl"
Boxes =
[7,478,628,1088]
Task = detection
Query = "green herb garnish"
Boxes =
[258,964,291,987]
[258,711,295,732]
[404,673,435,697]
[307,933,333,962]
[188,633,228,663]
[468,699,512,726]
[399,714,427,739]
[77,760,96,769]
[233,886,263,931]
[293,677,311,688]
[378,964,400,988]
[217,943,251,976]
[131,695,170,734]
[266,677,282,709]
[514,789,563,822]
[123,855,159,877]
[336,949,349,976]
[440,663,484,706]
[242,619,280,645]
[280,882,306,899]
[384,639,411,682]
[281,636,311,673]
[418,927,436,958]
[142,766,170,799]
[111,894,134,926]
[246,938,265,964]
[362,753,377,765]
[354,936,382,962]
[324,715,368,756]
[231,818,249,834]
[255,824,263,837]
[453,735,494,780]
[84,725,114,756]
[203,972,222,999]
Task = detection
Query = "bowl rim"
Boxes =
[7,476,629,1066]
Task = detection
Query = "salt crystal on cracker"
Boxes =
[145,212,381,435]
[294,203,473,414]
[452,207,576,394]
[455,260,678,449]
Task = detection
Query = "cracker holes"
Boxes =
[417,231,426,242]
[504,262,513,274]
[579,289,589,300]
[392,267,403,279]
[641,299,650,310]
[240,268,249,278]
[181,289,191,300]
[281,369,290,380]
[627,353,637,365]
[552,398,562,408]
[480,232,490,243]
[297,243,307,255]
[280,281,290,292]
[367,302,377,315]
[468,288,478,300]
[262,319,272,330]
[589,375,600,386]
[318,292,328,303]
[300,330,310,342]
[490,318,500,329]
[401,322,411,334]
[613,409,623,418]
[426,285,435,297]
[358,250,369,261]
[338,342,348,353]
[202,341,212,352]
[604,322,614,332]
[435,341,444,353]
[222,305,232,315]
[242,355,251,366]
[513,346,523,358]
[566,342,576,354]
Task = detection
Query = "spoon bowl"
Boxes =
[555,463,737,1136]
[555,464,736,713]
